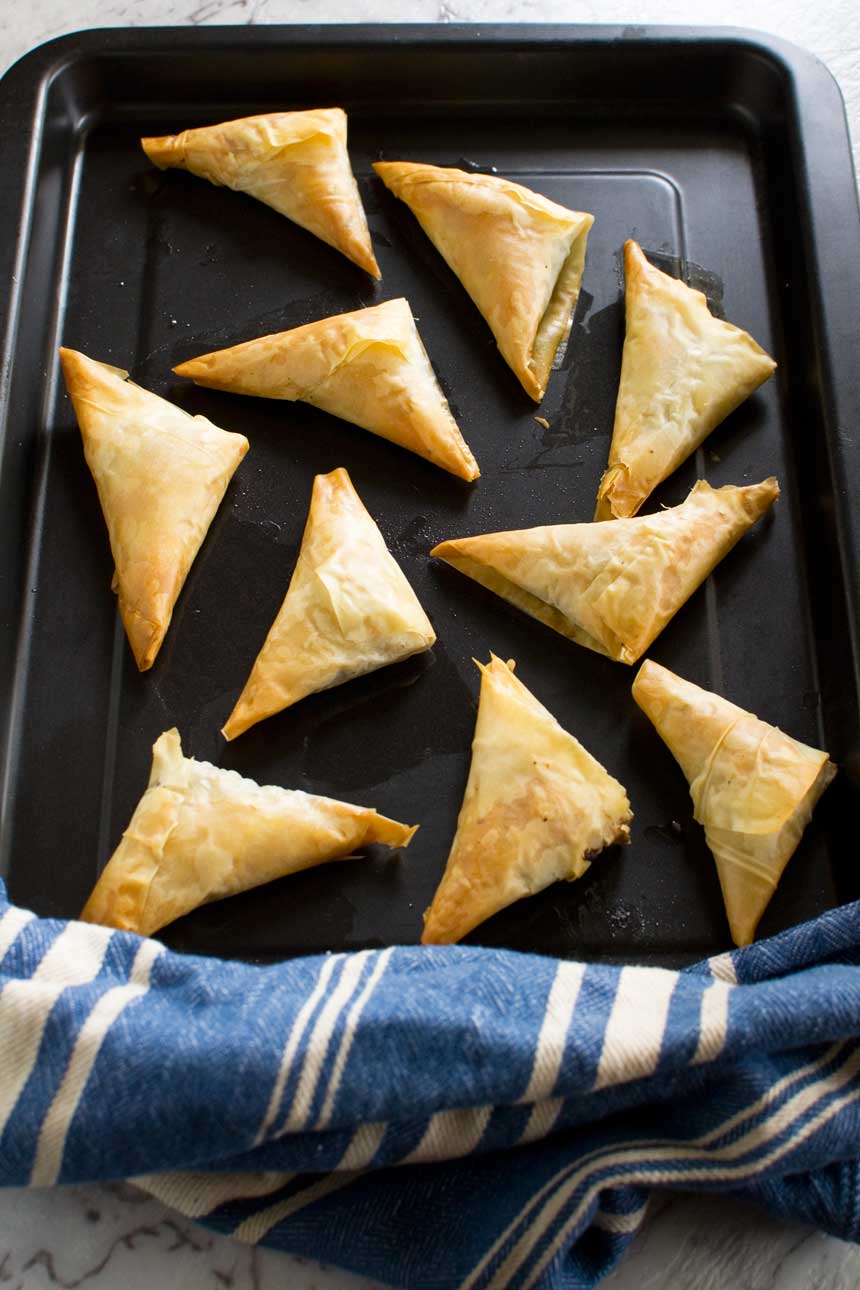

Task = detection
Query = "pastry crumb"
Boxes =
[533,416,550,429]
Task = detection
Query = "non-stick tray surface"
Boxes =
[1,25,859,966]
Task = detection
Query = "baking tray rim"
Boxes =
[0,21,857,90]
[0,23,859,953]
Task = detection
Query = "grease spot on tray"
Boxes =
[644,821,686,847]
[389,513,429,553]
[553,300,624,447]
[614,245,725,317]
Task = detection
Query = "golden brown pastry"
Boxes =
[174,298,479,481]
[373,161,594,401]
[141,108,380,277]
[632,660,836,946]
[80,729,416,936]
[223,467,436,740]
[422,656,631,945]
[595,241,776,520]
[432,478,779,665]
[59,347,248,672]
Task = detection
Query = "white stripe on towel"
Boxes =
[691,979,733,1066]
[0,907,35,961]
[518,1097,564,1146]
[254,954,342,1146]
[519,962,585,1104]
[280,952,371,1135]
[232,1170,363,1244]
[30,937,162,1186]
[593,966,677,1090]
[315,949,393,1130]
[134,1168,294,1218]
[0,922,113,1136]
[338,1121,387,1171]
[592,1200,650,1235]
[707,952,737,985]
[402,1105,493,1165]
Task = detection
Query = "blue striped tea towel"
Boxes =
[2,878,860,1289]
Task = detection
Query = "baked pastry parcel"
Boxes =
[433,477,779,666]
[80,729,416,936]
[141,108,380,278]
[373,161,594,401]
[59,347,248,672]
[422,656,632,945]
[222,467,436,740]
[174,298,479,481]
[632,661,836,946]
[595,240,776,520]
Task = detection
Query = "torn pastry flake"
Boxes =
[595,240,776,520]
[222,467,436,740]
[59,346,248,672]
[373,161,594,402]
[80,729,416,937]
[141,108,380,277]
[422,655,631,945]
[632,660,835,946]
[433,477,779,666]
[174,297,479,481]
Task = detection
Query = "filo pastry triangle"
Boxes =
[422,656,631,945]
[373,161,594,401]
[632,661,836,947]
[141,108,380,277]
[222,467,435,740]
[59,347,248,671]
[80,729,416,936]
[433,477,779,666]
[595,240,776,520]
[174,298,479,481]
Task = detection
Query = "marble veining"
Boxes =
[0,1181,387,1288]
[2,1183,860,1289]
[1,1,859,1286]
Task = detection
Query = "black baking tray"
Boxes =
[1,25,859,968]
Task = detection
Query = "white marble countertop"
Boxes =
[2,2,860,1288]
